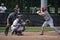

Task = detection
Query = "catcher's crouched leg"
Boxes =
[11,29,17,35]
[17,26,25,35]
[22,26,25,32]
[11,26,17,35]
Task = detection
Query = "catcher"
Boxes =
[11,15,25,35]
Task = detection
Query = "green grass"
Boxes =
[0,27,60,32]
[0,27,5,32]
[25,27,60,32]
[25,27,41,32]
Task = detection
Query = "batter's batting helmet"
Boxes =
[42,6,46,11]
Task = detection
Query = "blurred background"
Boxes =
[0,0,60,26]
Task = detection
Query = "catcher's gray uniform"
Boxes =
[11,19,24,32]
[11,17,25,35]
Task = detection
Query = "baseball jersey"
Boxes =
[11,19,19,31]
[42,11,53,21]
[12,19,19,26]
[12,19,25,27]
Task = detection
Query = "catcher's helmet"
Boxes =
[17,15,22,18]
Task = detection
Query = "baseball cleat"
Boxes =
[4,30,8,36]
[58,33,60,35]
[5,32,8,36]
[17,33,23,36]
[40,33,44,35]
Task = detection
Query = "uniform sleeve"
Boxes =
[7,13,12,19]
[13,19,18,25]
[42,12,47,16]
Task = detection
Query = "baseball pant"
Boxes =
[11,25,25,35]
[42,19,60,33]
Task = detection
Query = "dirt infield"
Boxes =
[0,31,60,40]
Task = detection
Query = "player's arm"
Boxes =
[36,11,45,17]
[18,23,22,26]
[7,14,12,26]
[37,13,45,17]
[7,18,10,25]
